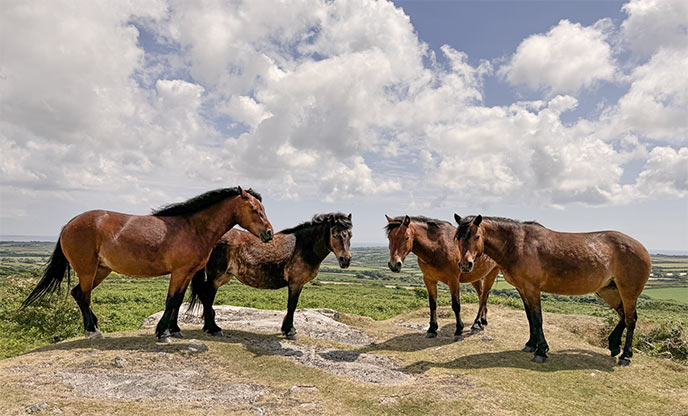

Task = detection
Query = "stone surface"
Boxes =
[142,305,372,346]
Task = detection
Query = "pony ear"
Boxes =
[385,214,393,223]
[454,213,461,224]
[474,215,483,227]
[402,215,411,226]
[347,213,352,221]
[238,186,249,199]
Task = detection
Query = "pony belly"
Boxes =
[540,273,612,296]
[235,266,288,289]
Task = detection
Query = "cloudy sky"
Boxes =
[1,0,686,251]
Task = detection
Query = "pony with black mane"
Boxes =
[385,215,500,340]
[188,212,353,339]
[454,214,651,365]
[22,187,273,342]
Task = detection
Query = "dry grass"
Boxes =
[1,304,686,416]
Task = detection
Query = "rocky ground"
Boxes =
[1,304,686,415]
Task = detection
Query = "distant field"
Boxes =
[643,287,688,304]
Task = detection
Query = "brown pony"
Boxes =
[188,213,352,339]
[454,214,651,365]
[385,215,500,341]
[22,187,274,342]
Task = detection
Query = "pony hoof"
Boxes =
[425,332,438,339]
[453,335,464,342]
[610,348,621,357]
[522,345,536,353]
[85,330,104,339]
[208,330,224,337]
[285,333,298,341]
[470,327,483,335]
[531,355,547,363]
[617,358,631,366]
[157,336,173,344]
[170,331,184,339]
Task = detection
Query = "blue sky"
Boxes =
[0,0,686,252]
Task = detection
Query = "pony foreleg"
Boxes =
[169,307,184,338]
[156,272,193,342]
[522,289,549,363]
[477,267,498,327]
[281,284,303,340]
[449,279,464,340]
[156,291,185,341]
[516,288,537,353]
[424,278,439,338]
[470,280,484,333]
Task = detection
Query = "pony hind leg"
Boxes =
[71,266,111,339]
[617,295,639,366]
[190,269,224,336]
[596,282,625,357]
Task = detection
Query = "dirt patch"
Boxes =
[250,338,415,385]
[142,305,373,347]
[58,369,267,403]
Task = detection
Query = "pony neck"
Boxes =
[481,220,515,269]
[295,223,331,264]
[190,196,241,248]
[410,223,445,265]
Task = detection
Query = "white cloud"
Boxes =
[620,0,688,56]
[634,146,688,197]
[319,157,401,202]
[499,19,616,95]
[600,45,688,144]
[219,96,273,129]
[422,96,634,206]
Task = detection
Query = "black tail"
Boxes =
[187,268,207,313]
[22,235,71,308]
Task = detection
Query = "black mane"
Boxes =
[280,212,352,235]
[455,215,543,239]
[152,187,262,217]
[385,216,451,236]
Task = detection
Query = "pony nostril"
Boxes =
[395,261,402,269]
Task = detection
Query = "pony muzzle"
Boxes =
[459,260,474,273]
[338,256,351,268]
[259,229,273,243]
[388,260,402,273]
